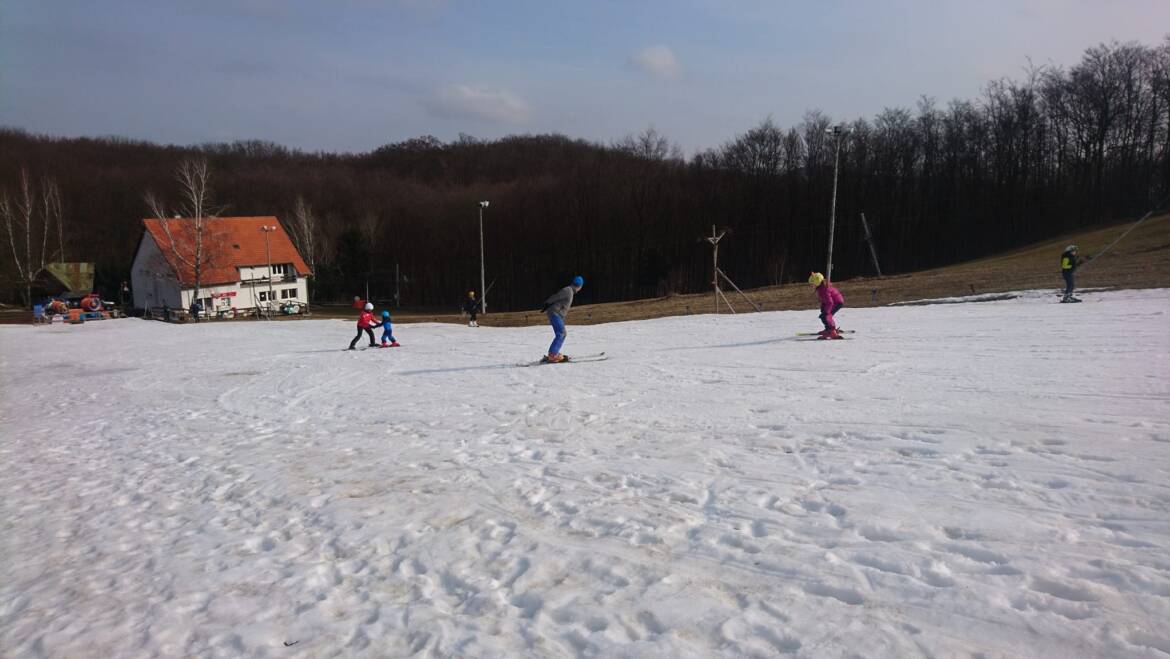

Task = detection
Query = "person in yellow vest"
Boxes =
[1060,245,1087,303]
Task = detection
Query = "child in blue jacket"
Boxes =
[378,310,400,347]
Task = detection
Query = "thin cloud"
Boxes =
[631,45,681,79]
[425,85,531,123]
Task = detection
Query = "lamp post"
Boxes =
[478,201,489,314]
[261,225,277,318]
[825,123,849,282]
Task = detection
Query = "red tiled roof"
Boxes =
[141,216,311,287]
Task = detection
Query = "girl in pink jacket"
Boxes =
[808,272,844,339]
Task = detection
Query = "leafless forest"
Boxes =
[2,40,1167,310]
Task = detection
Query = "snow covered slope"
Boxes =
[2,289,1169,658]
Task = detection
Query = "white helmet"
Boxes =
[364,302,373,311]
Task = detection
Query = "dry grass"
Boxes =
[462,213,1170,327]
[4,214,1166,327]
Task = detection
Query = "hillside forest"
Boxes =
[2,39,1168,310]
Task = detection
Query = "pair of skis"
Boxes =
[519,352,608,367]
[795,329,856,340]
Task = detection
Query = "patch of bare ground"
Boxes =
[468,213,1170,327]
[4,215,1167,326]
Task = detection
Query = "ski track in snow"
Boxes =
[2,288,1170,658]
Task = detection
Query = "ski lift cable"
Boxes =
[1082,193,1170,269]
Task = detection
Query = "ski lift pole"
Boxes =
[1081,193,1170,271]
[717,268,763,312]
[859,213,882,277]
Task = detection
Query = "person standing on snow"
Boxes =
[540,276,584,362]
[348,302,378,350]
[809,272,844,339]
[378,310,400,347]
[1060,245,1087,303]
[463,291,481,327]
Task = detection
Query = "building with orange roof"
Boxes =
[130,216,312,317]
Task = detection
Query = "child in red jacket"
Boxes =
[808,272,844,339]
[348,302,378,350]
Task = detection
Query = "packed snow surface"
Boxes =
[2,289,1170,658]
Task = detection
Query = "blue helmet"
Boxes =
[381,310,389,318]
[572,275,584,288]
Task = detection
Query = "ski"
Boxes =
[795,337,851,344]
[797,336,850,341]
[795,330,856,336]
[519,352,607,367]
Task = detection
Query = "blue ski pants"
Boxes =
[1062,270,1075,297]
[820,303,843,330]
[381,327,395,343]
[547,313,567,355]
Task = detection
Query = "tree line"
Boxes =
[2,39,1167,310]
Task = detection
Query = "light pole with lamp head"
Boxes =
[478,201,489,315]
[825,123,849,282]
[261,225,277,318]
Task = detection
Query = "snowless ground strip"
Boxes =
[1,289,1169,658]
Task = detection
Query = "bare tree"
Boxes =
[144,159,224,317]
[614,126,683,162]
[288,195,320,305]
[1,168,64,305]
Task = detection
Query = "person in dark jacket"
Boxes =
[463,291,481,327]
[540,276,584,362]
[1060,245,1087,303]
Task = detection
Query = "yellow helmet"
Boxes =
[808,272,825,287]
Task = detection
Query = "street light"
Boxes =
[261,225,277,318]
[825,123,849,282]
[478,201,489,315]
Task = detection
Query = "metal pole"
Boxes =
[827,132,842,281]
[712,225,719,314]
[262,225,277,318]
[859,212,882,277]
[395,262,400,308]
[479,204,487,315]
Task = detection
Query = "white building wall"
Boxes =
[130,233,182,310]
[236,264,308,311]
[181,270,308,316]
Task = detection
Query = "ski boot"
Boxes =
[541,353,567,363]
[818,328,842,340]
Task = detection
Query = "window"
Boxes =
[271,264,289,276]
[281,288,297,299]
[258,291,269,302]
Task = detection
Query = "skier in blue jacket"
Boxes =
[378,310,400,347]
[540,276,583,363]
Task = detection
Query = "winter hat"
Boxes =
[382,310,390,318]
[808,272,825,286]
[572,275,585,288]
[364,302,374,311]
[468,290,475,296]
[1065,245,1078,252]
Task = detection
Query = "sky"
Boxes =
[1,0,1168,156]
